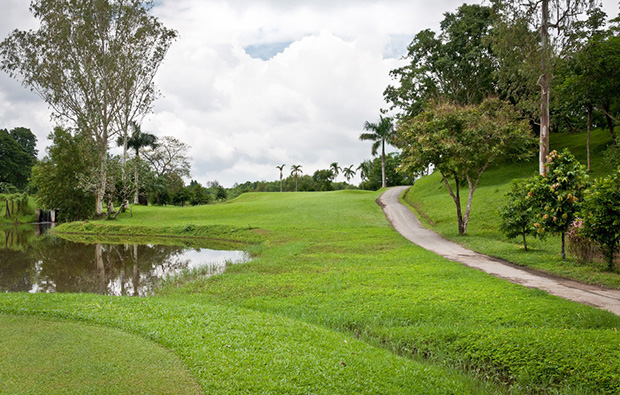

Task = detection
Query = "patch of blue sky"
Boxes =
[383,34,414,59]
[244,41,293,60]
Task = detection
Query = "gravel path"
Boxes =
[378,186,620,316]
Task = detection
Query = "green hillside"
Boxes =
[405,128,620,288]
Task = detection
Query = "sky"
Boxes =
[1,0,619,187]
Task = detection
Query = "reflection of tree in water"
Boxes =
[1,226,242,296]
[29,241,191,296]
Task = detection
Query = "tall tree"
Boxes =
[142,136,190,180]
[330,162,341,180]
[384,4,497,120]
[0,0,176,215]
[0,128,37,189]
[290,165,303,192]
[360,115,394,189]
[276,164,286,192]
[342,165,355,185]
[397,98,536,235]
[121,122,157,203]
[494,0,595,174]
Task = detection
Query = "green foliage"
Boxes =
[526,149,589,258]
[499,179,536,250]
[580,169,620,269]
[359,153,413,191]
[397,98,536,234]
[0,128,37,189]
[312,169,335,191]
[384,4,496,119]
[30,128,96,221]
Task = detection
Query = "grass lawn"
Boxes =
[404,128,620,289]
[1,173,620,393]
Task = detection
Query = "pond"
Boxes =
[0,224,248,297]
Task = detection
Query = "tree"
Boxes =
[580,168,620,270]
[142,136,190,180]
[494,0,595,174]
[360,153,413,191]
[342,165,355,185]
[526,149,589,259]
[312,169,335,191]
[290,165,303,192]
[118,122,158,203]
[500,179,537,251]
[276,164,286,192]
[384,3,497,119]
[30,127,96,221]
[397,98,536,235]
[0,0,176,215]
[357,160,372,189]
[0,128,37,189]
[360,115,395,189]
[329,162,341,180]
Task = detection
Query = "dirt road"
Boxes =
[378,186,620,316]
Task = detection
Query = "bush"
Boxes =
[580,168,620,270]
[499,179,536,250]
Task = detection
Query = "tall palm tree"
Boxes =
[120,122,158,204]
[360,116,394,189]
[276,164,286,192]
[330,162,341,181]
[342,165,355,186]
[290,164,303,192]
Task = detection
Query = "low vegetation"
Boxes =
[2,188,620,393]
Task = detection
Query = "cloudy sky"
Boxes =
[1,0,618,187]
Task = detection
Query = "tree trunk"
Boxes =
[587,105,592,171]
[522,232,528,252]
[539,0,551,175]
[603,101,617,146]
[561,231,566,260]
[381,140,386,189]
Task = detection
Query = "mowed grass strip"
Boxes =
[6,185,620,393]
[0,314,203,395]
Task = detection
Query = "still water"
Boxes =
[0,224,248,296]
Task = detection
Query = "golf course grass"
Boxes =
[1,184,619,393]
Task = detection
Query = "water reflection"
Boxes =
[0,225,247,296]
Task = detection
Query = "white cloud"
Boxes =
[3,0,618,186]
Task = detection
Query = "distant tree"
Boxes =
[397,98,536,235]
[290,165,303,192]
[122,122,158,204]
[330,162,341,180]
[360,115,395,189]
[142,136,190,180]
[276,164,286,192]
[312,169,335,191]
[342,165,356,185]
[357,160,372,188]
[360,153,413,191]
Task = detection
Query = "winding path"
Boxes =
[378,186,620,316]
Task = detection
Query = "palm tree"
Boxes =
[330,162,341,181]
[276,164,286,192]
[360,115,394,189]
[342,165,355,186]
[290,164,303,192]
[118,122,158,204]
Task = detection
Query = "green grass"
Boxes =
[405,128,620,289]
[2,184,620,393]
[0,314,203,395]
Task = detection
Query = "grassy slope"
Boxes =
[405,128,620,288]
[17,188,619,393]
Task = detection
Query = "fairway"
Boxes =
[2,189,620,393]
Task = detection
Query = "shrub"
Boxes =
[580,168,620,270]
[499,179,536,250]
